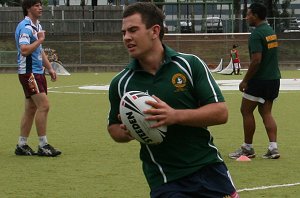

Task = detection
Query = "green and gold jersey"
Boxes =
[248,22,281,80]
[108,45,225,190]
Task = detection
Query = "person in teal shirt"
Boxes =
[229,3,281,160]
[107,2,239,198]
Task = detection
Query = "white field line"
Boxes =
[222,91,300,95]
[48,90,105,95]
[48,85,81,89]
[48,84,107,95]
[237,182,300,193]
[47,79,300,95]
[48,90,300,95]
[217,79,300,91]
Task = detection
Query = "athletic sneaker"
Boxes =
[229,146,256,159]
[37,144,62,157]
[15,144,37,156]
[262,148,280,159]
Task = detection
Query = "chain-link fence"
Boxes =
[1,5,299,34]
[1,18,299,70]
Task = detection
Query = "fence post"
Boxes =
[79,20,82,64]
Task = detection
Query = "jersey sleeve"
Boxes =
[249,32,263,54]
[108,77,122,125]
[19,27,32,45]
[191,56,225,106]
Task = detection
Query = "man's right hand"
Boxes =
[37,31,45,42]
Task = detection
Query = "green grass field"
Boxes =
[0,71,300,198]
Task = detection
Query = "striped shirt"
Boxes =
[108,45,225,190]
[15,16,44,74]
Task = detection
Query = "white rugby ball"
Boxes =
[119,91,167,144]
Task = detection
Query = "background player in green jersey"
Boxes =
[107,2,239,198]
[229,3,281,160]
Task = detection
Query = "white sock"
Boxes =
[242,143,253,150]
[269,142,278,150]
[38,136,48,147]
[18,136,27,146]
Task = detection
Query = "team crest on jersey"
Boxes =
[172,73,187,91]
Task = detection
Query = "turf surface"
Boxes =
[0,71,299,197]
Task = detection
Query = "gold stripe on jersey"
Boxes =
[266,34,277,42]
[268,41,278,49]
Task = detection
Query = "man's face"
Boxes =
[121,13,156,59]
[28,3,43,18]
[246,9,256,27]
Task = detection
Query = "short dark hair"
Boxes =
[22,0,42,17]
[249,3,267,20]
[123,2,165,40]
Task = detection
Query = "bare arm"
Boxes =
[42,50,51,70]
[144,96,228,128]
[107,123,135,143]
[20,31,45,56]
[239,52,262,92]
[42,50,57,81]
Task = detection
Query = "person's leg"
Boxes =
[20,98,37,138]
[258,101,277,142]
[229,97,258,159]
[258,100,280,159]
[233,63,237,75]
[237,63,241,74]
[31,93,49,137]
[233,63,236,74]
[15,98,38,155]
[240,98,258,144]
[31,92,61,157]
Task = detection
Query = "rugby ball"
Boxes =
[119,91,167,144]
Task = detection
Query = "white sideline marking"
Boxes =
[48,79,300,94]
[237,182,300,192]
[217,79,300,91]
[76,79,300,91]
[48,90,104,95]
[48,85,81,89]
[78,85,109,90]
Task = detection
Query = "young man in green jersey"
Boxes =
[107,2,239,198]
[229,3,281,160]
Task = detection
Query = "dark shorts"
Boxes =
[150,163,239,198]
[245,79,280,101]
[19,73,47,98]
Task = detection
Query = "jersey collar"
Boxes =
[127,44,180,71]
[25,16,40,32]
[256,21,268,28]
